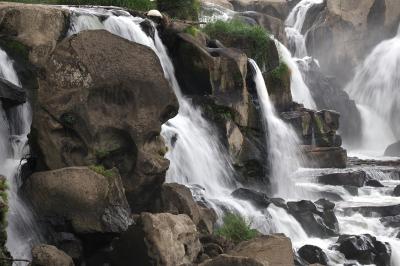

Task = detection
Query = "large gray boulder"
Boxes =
[228,234,295,266]
[0,3,68,67]
[111,213,201,266]
[31,244,74,266]
[24,167,132,234]
[31,29,178,212]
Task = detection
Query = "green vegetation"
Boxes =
[89,164,116,178]
[7,0,155,11]
[266,62,291,95]
[184,25,200,37]
[216,212,258,244]
[157,0,200,20]
[270,62,290,81]
[203,19,270,67]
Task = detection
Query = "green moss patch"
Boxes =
[157,0,200,20]
[204,20,270,67]
[89,164,116,178]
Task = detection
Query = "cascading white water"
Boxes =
[275,40,317,109]
[283,0,323,109]
[0,49,41,263]
[249,59,303,198]
[345,27,400,155]
[285,0,323,58]
[67,7,400,265]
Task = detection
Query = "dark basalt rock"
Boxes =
[298,245,328,265]
[231,188,287,210]
[317,170,368,187]
[0,77,26,109]
[393,185,400,196]
[365,179,384,187]
[287,199,339,238]
[335,234,391,266]
[380,215,400,228]
[231,188,272,209]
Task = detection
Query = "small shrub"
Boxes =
[216,212,258,243]
[89,164,115,178]
[203,19,270,67]
[157,0,200,20]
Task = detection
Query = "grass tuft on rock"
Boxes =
[157,0,200,20]
[7,0,155,11]
[89,164,116,178]
[216,212,258,244]
[203,19,270,67]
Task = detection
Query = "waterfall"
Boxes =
[345,27,400,155]
[282,0,323,109]
[0,49,41,263]
[285,0,323,58]
[249,59,302,198]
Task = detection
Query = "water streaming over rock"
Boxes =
[285,0,323,58]
[249,59,302,198]
[0,49,41,264]
[345,27,400,156]
[17,5,400,265]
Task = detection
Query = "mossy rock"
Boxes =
[204,20,278,71]
[158,0,200,20]
[265,62,292,112]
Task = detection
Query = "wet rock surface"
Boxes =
[287,200,339,238]
[297,245,328,265]
[334,234,391,266]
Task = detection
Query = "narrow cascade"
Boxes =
[345,26,400,155]
[283,0,324,109]
[275,40,316,109]
[0,49,41,263]
[285,0,323,58]
[249,59,302,198]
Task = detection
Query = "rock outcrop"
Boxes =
[305,0,400,86]
[228,234,295,266]
[0,2,68,67]
[31,244,74,266]
[31,29,178,212]
[334,234,391,266]
[297,245,328,265]
[24,167,132,234]
[200,254,264,266]
[287,200,339,238]
[110,213,201,266]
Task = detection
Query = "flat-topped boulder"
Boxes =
[228,234,295,266]
[317,170,368,187]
